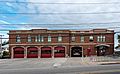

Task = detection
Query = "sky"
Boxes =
[0,0,120,47]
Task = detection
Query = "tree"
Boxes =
[2,41,9,46]
[115,35,120,49]
[2,50,10,58]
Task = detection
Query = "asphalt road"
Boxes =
[0,64,120,74]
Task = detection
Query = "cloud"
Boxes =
[0,20,10,24]
[26,0,120,26]
[6,2,13,7]
[0,0,120,46]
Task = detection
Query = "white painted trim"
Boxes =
[24,47,27,58]
[9,43,70,45]
[9,43,114,46]
[38,47,41,58]
[11,47,13,59]
[52,47,54,58]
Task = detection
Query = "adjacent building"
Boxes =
[9,29,114,58]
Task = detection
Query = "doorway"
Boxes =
[71,47,82,57]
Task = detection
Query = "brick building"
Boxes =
[9,29,114,58]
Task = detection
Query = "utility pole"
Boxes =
[0,35,2,51]
[0,35,3,51]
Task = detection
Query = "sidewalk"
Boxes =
[0,57,120,69]
[61,57,120,67]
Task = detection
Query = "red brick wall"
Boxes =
[9,29,114,57]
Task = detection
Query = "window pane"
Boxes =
[35,36,38,42]
[97,36,100,42]
[100,35,103,42]
[58,36,62,42]
[16,35,21,42]
[41,50,51,54]
[89,36,93,42]
[48,36,51,42]
[14,51,24,54]
[28,50,38,54]
[28,35,32,42]
[54,50,65,53]
[41,36,44,42]
[103,36,105,42]
[38,35,41,42]
[80,36,84,42]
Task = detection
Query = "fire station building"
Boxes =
[9,29,114,58]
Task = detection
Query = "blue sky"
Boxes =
[0,0,120,47]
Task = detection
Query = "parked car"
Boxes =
[2,51,10,59]
[113,51,120,57]
[0,51,3,59]
[0,50,10,59]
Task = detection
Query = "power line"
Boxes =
[0,22,120,25]
[0,23,120,31]
[1,1,120,4]
[1,12,120,15]
[0,27,120,31]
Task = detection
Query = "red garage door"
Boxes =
[27,47,38,58]
[41,47,52,58]
[13,47,24,58]
[54,47,65,58]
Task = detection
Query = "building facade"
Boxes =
[9,29,114,58]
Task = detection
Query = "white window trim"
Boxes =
[16,35,21,43]
[89,36,94,42]
[28,35,32,42]
[41,36,44,42]
[80,36,84,42]
[72,34,75,42]
[58,35,62,42]
[48,35,51,42]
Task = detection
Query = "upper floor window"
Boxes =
[41,36,44,42]
[16,35,21,42]
[89,36,94,42]
[35,36,38,42]
[28,35,32,42]
[35,35,41,42]
[58,35,62,42]
[103,36,105,42]
[48,35,51,42]
[97,35,106,42]
[80,36,84,42]
[71,34,75,42]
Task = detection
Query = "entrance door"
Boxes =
[54,47,65,58]
[97,46,107,56]
[41,47,52,58]
[13,47,24,58]
[96,44,110,56]
[71,47,82,57]
[27,47,38,58]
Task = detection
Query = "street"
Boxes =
[0,64,119,74]
[0,58,120,74]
